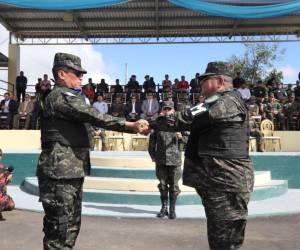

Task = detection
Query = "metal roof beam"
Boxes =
[0,14,15,32]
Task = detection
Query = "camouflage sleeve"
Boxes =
[54,92,127,132]
[180,131,190,145]
[148,131,157,160]
[209,95,244,122]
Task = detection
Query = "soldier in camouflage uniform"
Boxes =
[148,101,187,219]
[156,62,254,250]
[37,53,149,250]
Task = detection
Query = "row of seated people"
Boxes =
[247,93,300,131]
[0,90,200,130]
[0,93,36,129]
[1,80,300,130]
[81,74,201,104]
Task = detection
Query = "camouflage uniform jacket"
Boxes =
[161,90,254,193]
[37,84,127,179]
[148,115,187,166]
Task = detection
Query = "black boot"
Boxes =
[157,197,168,218]
[168,195,177,219]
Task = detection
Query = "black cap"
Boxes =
[199,61,234,81]
[161,100,174,109]
[53,53,87,74]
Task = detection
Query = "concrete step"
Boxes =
[91,166,271,185]
[22,177,288,205]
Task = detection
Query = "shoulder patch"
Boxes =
[62,91,76,97]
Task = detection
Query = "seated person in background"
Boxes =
[90,126,107,151]
[176,75,189,93]
[111,79,124,96]
[272,82,287,101]
[125,95,141,121]
[0,92,17,129]
[237,82,251,102]
[249,117,264,152]
[126,75,140,93]
[251,80,268,98]
[35,78,42,97]
[190,73,201,93]
[93,95,108,114]
[247,96,260,117]
[13,94,34,129]
[264,93,285,130]
[82,79,96,104]
[41,74,51,92]
[110,95,125,117]
[96,79,109,96]
[233,71,245,89]
[0,149,15,221]
[141,92,159,121]
[176,93,191,112]
[143,75,156,93]
[162,74,172,93]
[289,95,300,130]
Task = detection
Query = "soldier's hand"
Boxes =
[176,132,183,139]
[136,119,150,135]
[125,119,150,135]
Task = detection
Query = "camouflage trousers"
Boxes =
[156,164,181,198]
[38,176,84,250]
[196,189,251,250]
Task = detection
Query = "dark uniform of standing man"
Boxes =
[37,53,148,250]
[184,62,254,250]
[148,101,187,219]
[158,62,254,249]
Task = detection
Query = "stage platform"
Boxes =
[3,151,300,218]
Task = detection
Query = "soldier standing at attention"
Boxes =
[183,62,254,250]
[37,53,149,250]
[148,101,187,219]
[156,62,254,249]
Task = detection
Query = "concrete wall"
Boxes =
[0,130,299,152]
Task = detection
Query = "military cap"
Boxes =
[199,61,234,81]
[161,100,174,109]
[53,52,87,74]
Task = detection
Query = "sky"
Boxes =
[0,23,299,93]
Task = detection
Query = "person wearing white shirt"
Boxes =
[238,83,251,101]
[93,95,108,114]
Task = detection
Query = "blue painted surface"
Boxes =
[22,177,288,205]
[2,153,300,188]
[252,155,300,188]
[1,153,38,185]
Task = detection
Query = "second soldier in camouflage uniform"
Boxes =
[37,53,148,250]
[148,101,187,219]
[156,62,254,249]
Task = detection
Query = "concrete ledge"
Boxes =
[22,177,288,204]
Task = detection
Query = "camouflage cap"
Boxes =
[199,61,234,81]
[161,100,174,109]
[53,52,87,74]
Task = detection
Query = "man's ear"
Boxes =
[217,76,225,89]
[57,69,66,80]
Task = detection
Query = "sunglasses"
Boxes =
[66,69,83,78]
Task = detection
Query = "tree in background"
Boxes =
[228,43,285,86]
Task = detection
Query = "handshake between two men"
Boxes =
[125,119,151,135]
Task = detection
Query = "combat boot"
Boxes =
[157,197,168,218]
[168,195,177,219]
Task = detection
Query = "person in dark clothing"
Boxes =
[148,101,187,219]
[233,71,245,89]
[16,71,27,102]
[37,52,149,250]
[154,61,254,250]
